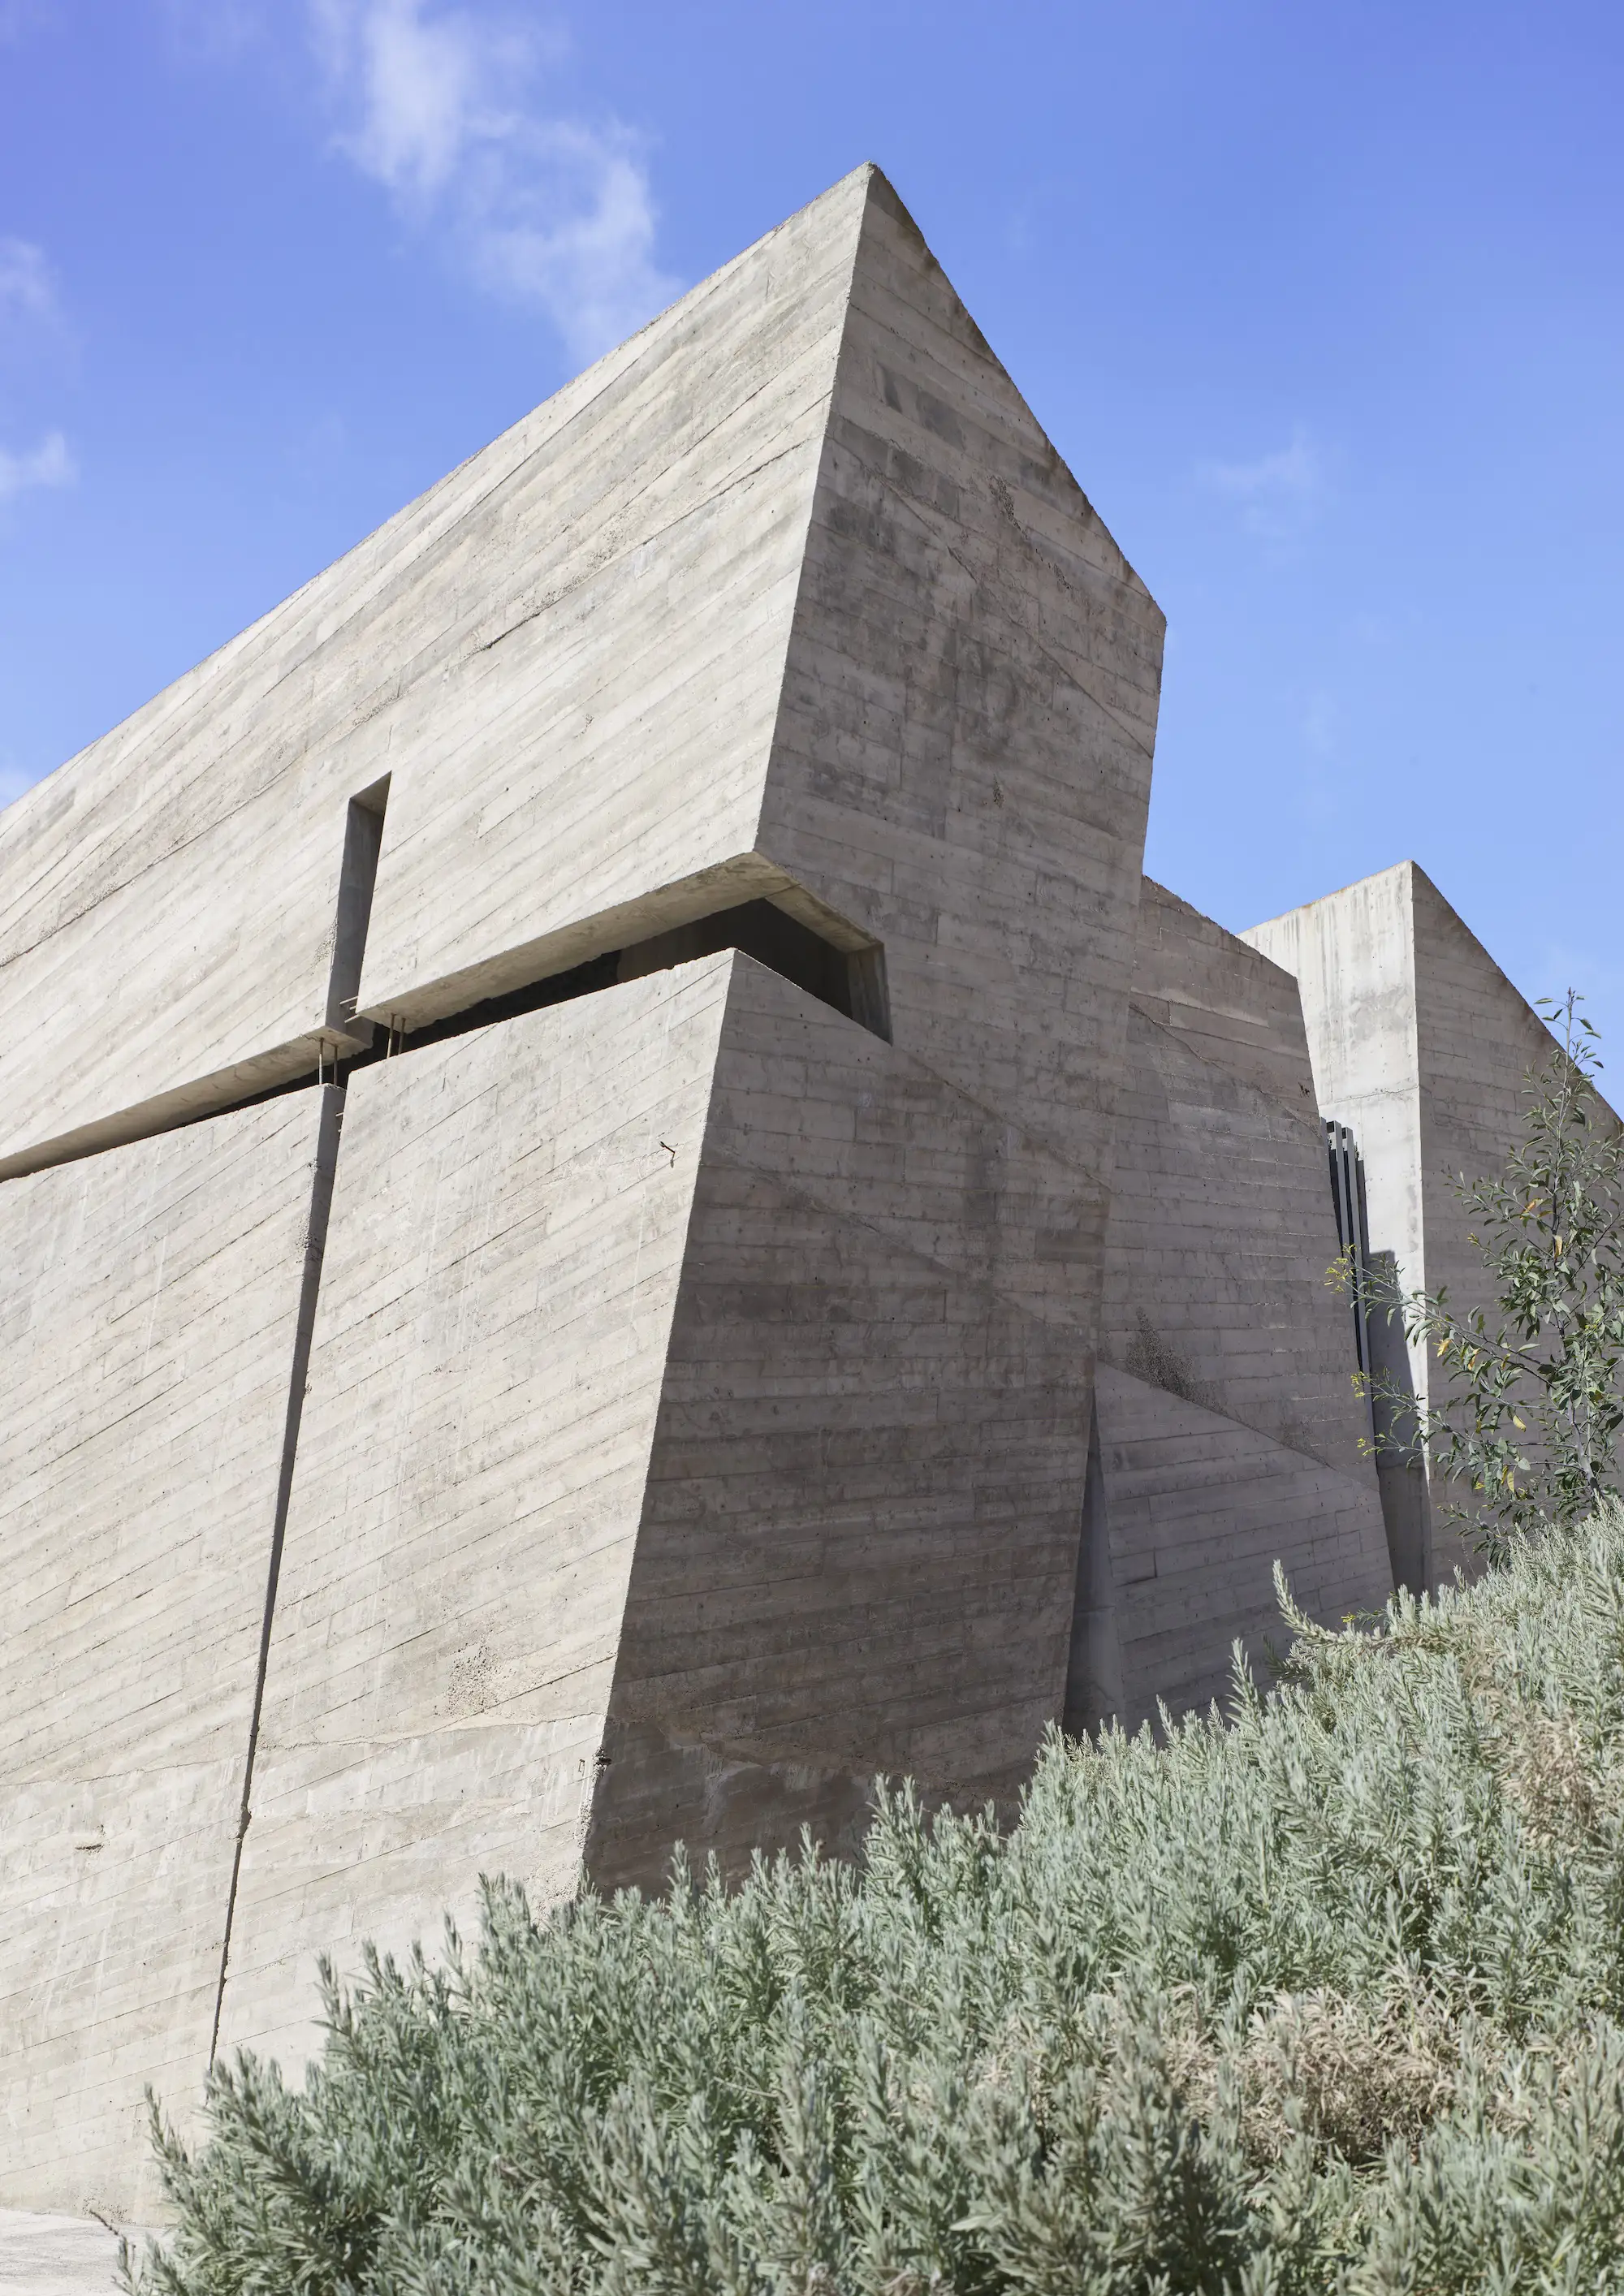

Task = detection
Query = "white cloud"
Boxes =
[309,0,680,365]
[0,242,76,510]
[0,428,76,499]
[469,123,678,363]
[1199,424,1326,542]
[0,237,59,334]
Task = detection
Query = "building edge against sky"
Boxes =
[0,163,1599,2220]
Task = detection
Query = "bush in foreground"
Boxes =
[134,1512,1624,2294]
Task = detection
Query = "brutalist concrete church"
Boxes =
[1,164,1596,2216]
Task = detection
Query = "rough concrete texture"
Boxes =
[1087,1366,1393,1728]
[1104,882,1373,1475]
[5,158,1558,2233]
[219,949,1100,2054]
[0,168,859,1175]
[0,2210,149,2296]
[214,965,735,2076]
[0,1096,337,2216]
[588,954,1098,1891]
[1082,880,1392,1720]
[1242,859,1599,1588]
[751,170,1161,1198]
[0,162,1159,1193]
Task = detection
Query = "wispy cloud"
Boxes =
[0,240,76,510]
[308,0,680,365]
[0,428,75,499]
[0,236,60,334]
[1198,424,1327,542]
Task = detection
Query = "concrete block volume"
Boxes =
[0,164,1597,2217]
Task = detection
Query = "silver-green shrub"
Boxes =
[132,1510,1624,2294]
[1361,994,1624,1556]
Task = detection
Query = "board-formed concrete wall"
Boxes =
[217,949,1103,2065]
[214,965,734,2076]
[0,1094,336,2217]
[0,171,861,1176]
[1085,1367,1398,1728]
[11,160,1578,2229]
[588,954,1100,1891]
[1242,861,1589,1589]
[1073,881,1392,1728]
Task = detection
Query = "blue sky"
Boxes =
[2,2,1620,1046]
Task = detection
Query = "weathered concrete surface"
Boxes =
[0,169,863,1176]
[1089,1366,1393,1728]
[0,2210,150,2296]
[0,1096,336,2219]
[1243,860,1592,1586]
[219,951,1100,2047]
[1131,878,1323,1112]
[213,965,734,2078]
[1082,882,1391,1719]
[587,955,1097,1890]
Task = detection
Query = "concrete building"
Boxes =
[0,164,1590,2220]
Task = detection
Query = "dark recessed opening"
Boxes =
[175,887,888,1140]
[616,900,888,1036]
[368,898,891,1065]
[325,775,390,1041]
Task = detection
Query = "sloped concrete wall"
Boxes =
[588,956,1098,1890]
[214,963,736,2077]
[1131,878,1322,1111]
[1100,999,1371,1475]
[0,169,866,1176]
[0,1094,335,2218]
[0,158,1483,2233]
[1088,1366,1393,1728]
[762,170,1161,1210]
[1080,880,1392,1724]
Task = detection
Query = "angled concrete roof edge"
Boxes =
[1238,857,1420,943]
[0,157,1163,1182]
[0,166,879,840]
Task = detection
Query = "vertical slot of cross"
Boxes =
[325,775,390,1047]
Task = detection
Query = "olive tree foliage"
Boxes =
[1362,994,1624,1558]
[129,1508,1624,2296]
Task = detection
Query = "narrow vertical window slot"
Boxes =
[325,775,390,1044]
